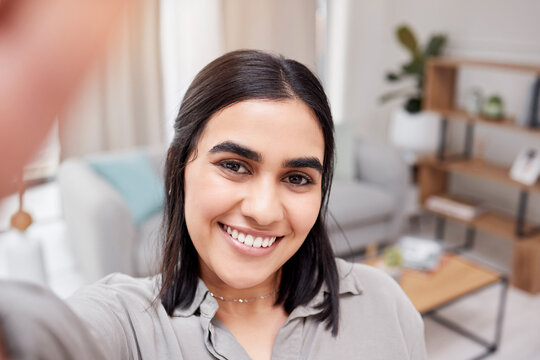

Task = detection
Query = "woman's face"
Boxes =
[184,99,324,292]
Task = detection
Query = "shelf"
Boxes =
[427,58,540,74]
[419,157,540,194]
[423,205,540,242]
[430,108,540,136]
[421,56,540,294]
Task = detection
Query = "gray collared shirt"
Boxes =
[68,259,427,359]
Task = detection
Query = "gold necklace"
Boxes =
[208,289,279,303]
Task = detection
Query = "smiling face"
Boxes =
[183,99,325,295]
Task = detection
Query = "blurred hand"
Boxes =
[0,0,134,198]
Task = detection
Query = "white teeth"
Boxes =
[253,237,263,248]
[244,235,254,246]
[223,224,279,248]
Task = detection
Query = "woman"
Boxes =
[68,50,426,359]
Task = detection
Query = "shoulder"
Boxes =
[335,257,404,298]
[67,273,164,330]
[70,273,159,305]
[67,273,168,358]
[335,257,417,313]
[334,258,427,359]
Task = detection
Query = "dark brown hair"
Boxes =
[158,49,339,335]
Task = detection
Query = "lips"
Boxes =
[219,223,281,248]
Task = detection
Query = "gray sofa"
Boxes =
[327,140,409,257]
[59,140,408,283]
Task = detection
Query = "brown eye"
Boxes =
[219,160,250,174]
[284,174,312,186]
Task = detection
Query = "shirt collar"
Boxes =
[287,258,364,321]
[172,279,216,318]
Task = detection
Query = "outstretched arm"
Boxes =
[0,281,105,360]
[0,0,133,198]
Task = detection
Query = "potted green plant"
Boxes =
[382,25,447,158]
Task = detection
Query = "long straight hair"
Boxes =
[158,50,339,335]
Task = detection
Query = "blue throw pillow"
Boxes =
[88,151,164,225]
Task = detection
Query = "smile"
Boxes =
[220,223,280,248]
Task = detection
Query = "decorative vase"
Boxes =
[388,107,442,160]
[464,88,483,115]
[482,95,505,120]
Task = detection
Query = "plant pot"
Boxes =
[388,108,441,159]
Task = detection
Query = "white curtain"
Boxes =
[58,0,317,157]
[160,0,224,143]
[59,0,165,158]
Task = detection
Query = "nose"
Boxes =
[240,177,285,226]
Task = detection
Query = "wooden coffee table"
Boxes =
[401,253,502,313]
[368,252,508,359]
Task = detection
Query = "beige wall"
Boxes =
[331,0,540,141]
[223,0,317,69]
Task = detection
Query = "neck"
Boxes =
[201,268,281,315]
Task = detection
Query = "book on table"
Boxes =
[398,236,443,271]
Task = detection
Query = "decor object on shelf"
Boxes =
[464,88,484,115]
[388,107,441,158]
[398,236,442,271]
[510,147,540,186]
[482,94,505,120]
[425,194,484,221]
[383,25,447,158]
[381,25,447,113]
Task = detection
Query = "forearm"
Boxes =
[0,0,133,197]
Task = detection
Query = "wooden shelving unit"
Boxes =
[419,57,540,294]
[433,108,540,135]
[419,157,540,198]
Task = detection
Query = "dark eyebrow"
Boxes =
[209,141,261,162]
[209,141,323,174]
[283,157,323,174]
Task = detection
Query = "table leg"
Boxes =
[435,215,446,240]
[424,278,508,360]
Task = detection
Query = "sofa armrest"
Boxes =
[145,146,167,179]
[353,139,410,237]
[58,160,137,284]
